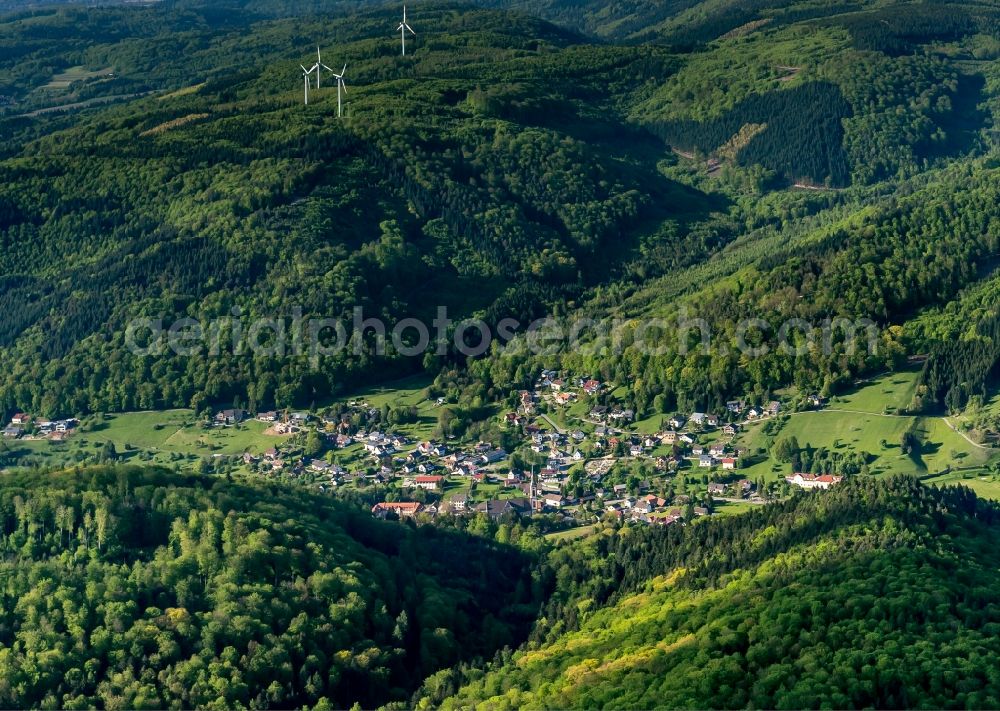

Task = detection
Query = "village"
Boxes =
[181,369,844,529]
[2,371,845,528]
[27,364,973,535]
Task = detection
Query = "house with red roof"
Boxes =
[413,475,444,490]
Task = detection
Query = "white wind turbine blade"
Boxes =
[321,63,333,72]
[404,23,415,34]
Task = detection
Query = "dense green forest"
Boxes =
[0,2,697,416]
[647,81,853,186]
[420,477,1000,709]
[2,0,999,421]
[0,465,541,708]
[0,469,996,709]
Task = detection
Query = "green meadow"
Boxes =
[1,410,291,471]
[735,369,994,480]
[922,470,1000,500]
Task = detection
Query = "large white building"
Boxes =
[785,473,843,490]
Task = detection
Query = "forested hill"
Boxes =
[0,2,693,415]
[420,478,1000,709]
[1,0,997,420]
[2,467,999,709]
[0,466,542,708]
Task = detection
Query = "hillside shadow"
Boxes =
[908,446,926,470]
[937,72,988,158]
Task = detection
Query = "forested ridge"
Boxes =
[1,0,999,421]
[0,1,721,418]
[420,477,1000,709]
[649,80,854,186]
[0,467,997,709]
[0,465,542,708]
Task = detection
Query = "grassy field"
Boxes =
[827,369,920,414]
[735,369,994,479]
[83,410,288,455]
[1,409,292,472]
[544,524,599,542]
[42,65,112,90]
[632,411,667,434]
[738,411,990,478]
[922,470,1000,500]
[713,500,759,516]
[347,373,432,409]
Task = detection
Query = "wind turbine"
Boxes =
[300,63,316,104]
[396,6,415,56]
[331,63,347,118]
[311,46,328,89]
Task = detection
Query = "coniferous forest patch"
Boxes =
[646,81,852,186]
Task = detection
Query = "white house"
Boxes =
[785,473,842,490]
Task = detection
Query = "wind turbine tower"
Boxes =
[300,63,316,104]
[331,64,347,118]
[308,47,329,88]
[397,6,415,56]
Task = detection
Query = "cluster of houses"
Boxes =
[707,479,757,498]
[372,447,768,526]
[362,431,415,459]
[376,489,568,522]
[314,433,520,510]
[526,372,609,412]
[230,369,841,526]
[2,414,77,440]
[588,405,635,423]
[234,393,522,495]
[604,493,707,526]
[511,370,762,474]
[251,409,313,434]
[727,399,784,419]
[371,497,538,520]
[393,441,510,489]
[370,441,583,522]
[214,408,317,435]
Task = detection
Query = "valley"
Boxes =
[2,0,1000,707]
[5,369,996,540]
